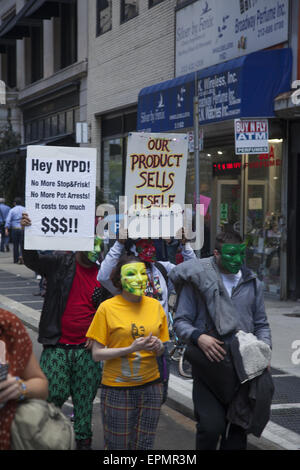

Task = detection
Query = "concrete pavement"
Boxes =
[0,247,300,451]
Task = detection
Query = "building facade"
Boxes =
[0,0,299,299]
[0,0,88,158]
[87,0,300,300]
[87,0,177,204]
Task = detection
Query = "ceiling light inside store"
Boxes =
[273,176,279,180]
[207,153,211,157]
[217,151,223,155]
[268,139,283,143]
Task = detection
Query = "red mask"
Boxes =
[135,240,156,263]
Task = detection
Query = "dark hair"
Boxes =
[14,197,22,206]
[110,254,145,289]
[215,230,243,252]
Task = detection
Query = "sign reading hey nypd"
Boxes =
[25,146,97,251]
[234,119,269,154]
[125,132,188,238]
[176,0,289,76]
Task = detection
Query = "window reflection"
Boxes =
[103,138,123,206]
[121,0,139,23]
[97,0,112,35]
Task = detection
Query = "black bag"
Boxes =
[184,339,239,405]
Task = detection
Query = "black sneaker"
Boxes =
[76,438,92,450]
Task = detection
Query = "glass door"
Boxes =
[217,180,242,233]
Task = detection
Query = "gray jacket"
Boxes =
[169,257,272,347]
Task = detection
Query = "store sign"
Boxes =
[198,67,242,124]
[176,0,289,76]
[213,146,281,174]
[138,76,194,132]
[234,119,269,154]
[76,122,89,144]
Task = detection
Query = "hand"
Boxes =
[85,338,93,350]
[130,333,154,353]
[21,212,32,228]
[5,228,9,236]
[197,334,226,362]
[0,374,23,403]
[144,335,164,354]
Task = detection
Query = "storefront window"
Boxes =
[245,140,283,295]
[188,139,283,295]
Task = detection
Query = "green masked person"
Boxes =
[220,243,246,274]
[87,236,103,264]
[120,262,148,297]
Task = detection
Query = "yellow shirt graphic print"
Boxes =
[86,295,169,387]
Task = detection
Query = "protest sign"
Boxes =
[25,146,97,251]
[124,132,188,238]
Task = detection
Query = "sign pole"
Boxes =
[193,73,201,257]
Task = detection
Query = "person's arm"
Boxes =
[0,352,48,404]
[97,241,125,294]
[173,283,226,362]
[180,242,196,260]
[4,209,12,235]
[91,333,159,362]
[20,212,57,276]
[253,280,272,348]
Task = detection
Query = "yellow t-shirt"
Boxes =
[86,294,169,387]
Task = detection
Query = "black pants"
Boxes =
[193,376,247,450]
[11,228,24,263]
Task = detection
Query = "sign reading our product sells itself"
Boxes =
[25,146,97,251]
[234,119,269,154]
[124,132,188,238]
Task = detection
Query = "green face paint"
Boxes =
[87,237,103,263]
[220,243,246,274]
[121,262,148,297]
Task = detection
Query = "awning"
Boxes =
[137,48,292,132]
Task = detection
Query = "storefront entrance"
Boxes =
[196,138,284,297]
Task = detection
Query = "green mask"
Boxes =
[220,243,246,274]
[121,262,148,297]
[87,237,103,264]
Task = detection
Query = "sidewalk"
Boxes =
[1,247,300,450]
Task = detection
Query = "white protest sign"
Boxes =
[25,146,97,251]
[234,119,269,155]
[125,132,188,238]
